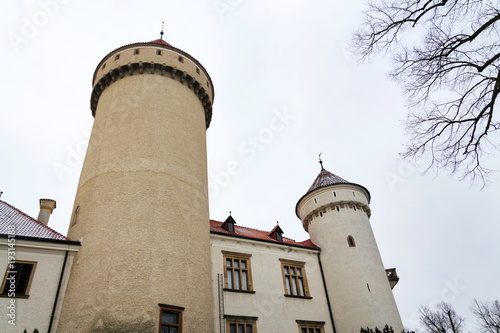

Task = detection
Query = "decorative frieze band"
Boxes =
[90,62,213,128]
[302,200,371,231]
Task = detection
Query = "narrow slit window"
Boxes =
[353,191,356,197]
[196,68,200,74]
[114,54,120,61]
[71,206,80,226]
[336,206,340,212]
[353,206,357,211]
[319,212,323,217]
[333,191,336,197]
[101,63,106,70]
[313,198,317,204]
[347,235,356,247]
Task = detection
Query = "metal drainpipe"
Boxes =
[48,250,69,332]
[318,252,337,333]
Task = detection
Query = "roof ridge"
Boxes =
[210,219,297,243]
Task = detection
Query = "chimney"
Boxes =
[37,199,56,226]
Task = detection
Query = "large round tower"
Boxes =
[296,162,403,333]
[58,37,214,332]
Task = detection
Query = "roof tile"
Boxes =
[210,220,318,249]
[0,200,72,241]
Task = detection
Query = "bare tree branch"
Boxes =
[471,299,500,333]
[353,0,500,186]
[419,302,465,333]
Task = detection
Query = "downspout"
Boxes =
[48,250,69,333]
[318,252,337,333]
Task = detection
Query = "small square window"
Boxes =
[114,54,120,61]
[157,50,162,56]
[134,49,140,55]
[1,261,37,297]
[178,56,184,63]
[159,304,184,333]
[196,68,200,74]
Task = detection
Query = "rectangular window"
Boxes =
[296,320,325,333]
[280,259,310,297]
[225,315,257,333]
[159,304,184,333]
[1,261,37,297]
[223,251,253,292]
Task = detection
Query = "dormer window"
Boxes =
[268,223,284,242]
[221,214,237,232]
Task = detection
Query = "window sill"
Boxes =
[284,294,312,299]
[0,294,29,299]
[223,288,256,294]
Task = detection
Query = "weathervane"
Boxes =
[319,152,324,170]
[160,22,165,40]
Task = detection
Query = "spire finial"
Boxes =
[160,22,165,40]
[229,211,232,216]
[319,152,325,171]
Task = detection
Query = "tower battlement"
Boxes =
[91,41,214,127]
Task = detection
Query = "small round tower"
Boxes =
[58,37,214,332]
[296,162,403,333]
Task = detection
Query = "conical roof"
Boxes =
[295,165,371,218]
[149,38,172,46]
[306,169,350,194]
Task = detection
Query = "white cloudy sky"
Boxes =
[1,0,499,331]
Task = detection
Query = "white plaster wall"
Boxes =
[211,235,334,333]
[0,239,78,333]
[297,186,403,333]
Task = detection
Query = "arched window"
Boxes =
[347,235,356,247]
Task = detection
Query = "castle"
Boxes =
[0,36,403,333]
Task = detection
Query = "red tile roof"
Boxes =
[210,220,318,249]
[149,39,172,46]
[0,200,73,242]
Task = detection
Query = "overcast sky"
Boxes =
[1,0,499,331]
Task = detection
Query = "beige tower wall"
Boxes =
[297,185,403,333]
[58,44,214,332]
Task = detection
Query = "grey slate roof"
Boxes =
[307,169,350,194]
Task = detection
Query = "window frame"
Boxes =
[158,303,184,333]
[222,251,254,293]
[225,315,258,333]
[279,259,311,298]
[0,261,37,298]
[296,320,326,333]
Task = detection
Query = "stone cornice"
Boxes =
[90,62,213,128]
[302,200,371,232]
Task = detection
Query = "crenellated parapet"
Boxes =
[301,199,371,232]
[90,41,214,128]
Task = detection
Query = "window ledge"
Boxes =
[284,294,312,299]
[223,288,256,294]
[0,294,29,299]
